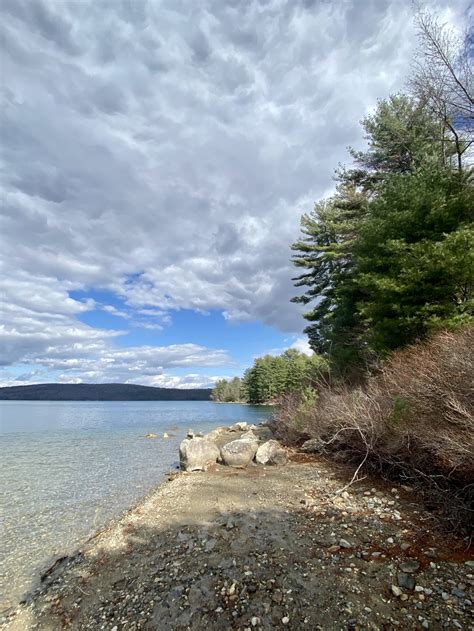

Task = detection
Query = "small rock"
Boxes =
[398,572,416,590]
[282,616,290,625]
[391,585,403,597]
[187,428,194,438]
[145,433,158,439]
[399,560,420,573]
[400,543,411,551]
[339,539,352,549]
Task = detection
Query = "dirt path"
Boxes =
[2,455,473,630]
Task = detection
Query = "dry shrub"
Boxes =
[270,327,474,532]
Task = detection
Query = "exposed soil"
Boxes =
[2,452,473,630]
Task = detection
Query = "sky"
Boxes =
[0,0,470,388]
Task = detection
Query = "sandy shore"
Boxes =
[2,449,473,630]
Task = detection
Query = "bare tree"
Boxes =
[410,8,473,171]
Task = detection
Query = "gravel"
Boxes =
[2,450,473,630]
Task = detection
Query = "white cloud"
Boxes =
[0,0,470,384]
[290,337,313,356]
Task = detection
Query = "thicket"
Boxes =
[270,328,474,531]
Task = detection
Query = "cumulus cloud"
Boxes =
[0,0,469,385]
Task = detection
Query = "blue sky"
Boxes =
[0,0,470,388]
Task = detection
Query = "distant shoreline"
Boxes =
[0,383,212,402]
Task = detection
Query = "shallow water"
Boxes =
[0,400,272,609]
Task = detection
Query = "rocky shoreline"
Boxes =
[2,424,473,630]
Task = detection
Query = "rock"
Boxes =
[221,438,258,467]
[391,585,403,597]
[229,421,250,432]
[399,560,420,573]
[255,440,287,466]
[339,539,352,549]
[204,427,228,442]
[163,432,169,439]
[300,438,325,453]
[241,430,259,441]
[397,572,416,590]
[145,433,158,439]
[179,437,220,472]
[187,429,195,438]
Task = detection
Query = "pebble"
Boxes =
[391,585,403,597]
[282,616,290,624]
[399,560,420,573]
[339,539,352,549]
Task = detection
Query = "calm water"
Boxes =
[0,400,272,609]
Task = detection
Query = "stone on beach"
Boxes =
[240,429,259,441]
[204,427,229,442]
[255,440,287,465]
[220,438,258,467]
[145,433,158,439]
[229,421,250,432]
[179,437,220,472]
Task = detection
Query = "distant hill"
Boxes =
[0,383,213,401]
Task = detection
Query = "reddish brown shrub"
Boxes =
[270,327,474,531]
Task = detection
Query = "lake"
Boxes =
[0,400,273,610]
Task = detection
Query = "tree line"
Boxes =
[212,349,327,404]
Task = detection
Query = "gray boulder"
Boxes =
[255,440,288,465]
[221,438,258,467]
[179,437,220,472]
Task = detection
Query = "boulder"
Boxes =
[179,437,220,472]
[229,421,250,432]
[255,440,287,465]
[220,438,258,467]
[240,430,259,441]
[204,427,229,442]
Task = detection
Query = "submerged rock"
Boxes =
[179,437,220,472]
[255,440,287,465]
[145,433,158,439]
[221,438,258,467]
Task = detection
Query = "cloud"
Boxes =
[0,0,470,384]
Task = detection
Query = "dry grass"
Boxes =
[270,327,474,532]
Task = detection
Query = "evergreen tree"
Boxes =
[292,93,473,371]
